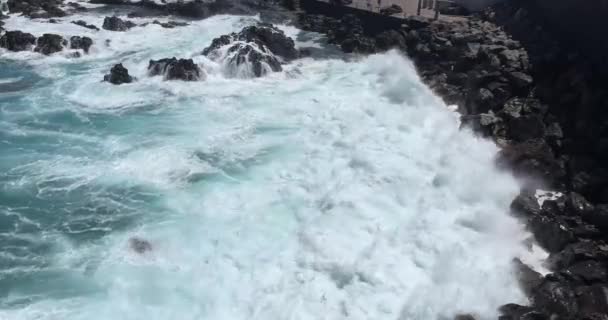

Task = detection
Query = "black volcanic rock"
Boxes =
[582,204,608,232]
[104,63,133,85]
[203,24,298,61]
[8,0,66,18]
[148,58,202,81]
[34,33,67,55]
[375,30,407,51]
[497,139,565,187]
[102,16,136,31]
[0,30,36,51]
[532,275,579,317]
[529,214,575,253]
[152,20,189,29]
[72,20,100,31]
[514,258,543,296]
[202,24,297,77]
[70,36,93,53]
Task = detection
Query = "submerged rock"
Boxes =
[0,30,36,51]
[34,33,67,55]
[72,20,100,31]
[152,20,189,29]
[148,58,202,81]
[129,237,152,254]
[104,63,134,85]
[70,36,93,53]
[102,16,136,31]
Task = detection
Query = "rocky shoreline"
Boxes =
[295,1,608,319]
[1,0,607,319]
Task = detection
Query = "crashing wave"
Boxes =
[202,23,298,78]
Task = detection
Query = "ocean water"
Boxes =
[0,11,544,320]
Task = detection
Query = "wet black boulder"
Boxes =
[237,24,298,61]
[69,36,93,53]
[148,58,202,81]
[34,33,67,55]
[102,16,136,31]
[203,24,298,61]
[7,0,66,18]
[374,29,407,52]
[229,43,282,77]
[72,20,100,31]
[0,30,36,51]
[104,63,134,85]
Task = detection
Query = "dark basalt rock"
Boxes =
[148,58,202,81]
[227,43,282,77]
[340,36,376,54]
[374,30,407,51]
[563,260,608,283]
[104,63,133,85]
[72,20,100,31]
[532,275,579,317]
[529,214,575,253]
[151,20,189,29]
[497,139,566,187]
[7,0,66,18]
[498,304,543,320]
[202,24,298,61]
[70,36,93,53]
[34,33,67,55]
[513,258,543,296]
[0,30,36,51]
[238,24,298,60]
[506,114,545,142]
[66,1,87,11]
[102,16,136,32]
[129,237,152,253]
[510,189,541,217]
[202,23,297,77]
[566,192,595,216]
[582,204,608,232]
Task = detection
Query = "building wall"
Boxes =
[451,0,506,11]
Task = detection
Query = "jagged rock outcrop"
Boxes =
[34,33,66,55]
[202,23,297,77]
[148,58,202,81]
[7,0,66,18]
[70,36,93,53]
[102,16,136,31]
[0,30,36,51]
[104,63,134,85]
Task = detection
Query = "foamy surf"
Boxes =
[0,11,542,320]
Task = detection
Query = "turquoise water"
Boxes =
[0,12,537,320]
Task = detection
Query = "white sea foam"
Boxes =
[0,13,541,320]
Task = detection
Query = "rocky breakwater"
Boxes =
[296,5,608,320]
